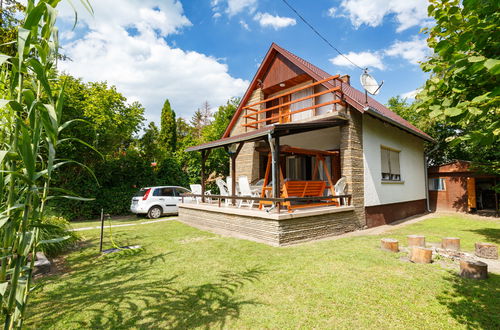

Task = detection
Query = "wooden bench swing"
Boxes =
[258,146,340,212]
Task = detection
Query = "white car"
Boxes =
[130,186,191,219]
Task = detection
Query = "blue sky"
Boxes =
[56,0,432,124]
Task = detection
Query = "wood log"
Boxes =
[441,237,460,251]
[460,260,488,279]
[407,235,425,248]
[475,242,498,259]
[381,238,399,252]
[410,247,432,264]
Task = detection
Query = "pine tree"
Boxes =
[159,99,177,154]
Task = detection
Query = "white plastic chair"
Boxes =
[238,175,259,208]
[216,178,230,206]
[334,177,348,205]
[189,184,211,204]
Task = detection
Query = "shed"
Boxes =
[428,160,498,216]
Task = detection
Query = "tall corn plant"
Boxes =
[0,0,92,328]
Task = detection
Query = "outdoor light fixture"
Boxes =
[227,143,239,155]
[279,83,285,87]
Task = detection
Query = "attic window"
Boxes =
[381,147,401,181]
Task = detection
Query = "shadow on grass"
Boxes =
[467,228,500,244]
[31,250,266,328]
[438,271,500,329]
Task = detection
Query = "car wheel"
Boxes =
[147,206,162,219]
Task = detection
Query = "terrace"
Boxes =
[178,76,363,245]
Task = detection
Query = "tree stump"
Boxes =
[460,260,488,279]
[410,247,433,263]
[475,242,498,259]
[381,238,399,252]
[407,235,425,247]
[442,237,460,251]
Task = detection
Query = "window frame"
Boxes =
[380,146,402,182]
[429,178,446,191]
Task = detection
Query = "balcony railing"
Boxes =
[242,75,344,129]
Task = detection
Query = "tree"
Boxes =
[190,101,212,139]
[387,96,473,165]
[54,75,145,161]
[0,0,24,56]
[202,97,240,180]
[159,99,177,154]
[414,0,499,173]
[140,122,161,161]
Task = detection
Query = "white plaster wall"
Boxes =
[281,127,340,150]
[363,115,426,206]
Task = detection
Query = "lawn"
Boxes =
[27,214,500,329]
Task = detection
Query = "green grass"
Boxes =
[27,215,500,329]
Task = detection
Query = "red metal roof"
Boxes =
[223,43,433,142]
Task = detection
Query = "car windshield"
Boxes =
[134,188,148,197]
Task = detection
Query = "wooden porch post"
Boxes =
[273,136,280,199]
[227,143,244,206]
[201,149,209,203]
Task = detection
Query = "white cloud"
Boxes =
[57,0,248,123]
[337,0,430,32]
[253,12,296,30]
[213,12,222,19]
[385,36,430,64]
[330,51,385,70]
[327,7,337,17]
[225,0,258,16]
[239,20,251,31]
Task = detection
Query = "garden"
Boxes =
[26,214,500,329]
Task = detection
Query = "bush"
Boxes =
[49,152,189,220]
[38,216,80,257]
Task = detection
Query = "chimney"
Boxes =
[340,74,350,85]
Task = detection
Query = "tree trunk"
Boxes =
[381,238,399,252]
[460,260,488,279]
[410,247,432,264]
[441,237,460,251]
[407,235,425,248]
[475,242,498,259]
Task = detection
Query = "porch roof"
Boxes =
[185,117,347,152]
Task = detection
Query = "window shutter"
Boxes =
[390,150,400,175]
[381,148,390,173]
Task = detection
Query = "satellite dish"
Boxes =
[360,69,383,96]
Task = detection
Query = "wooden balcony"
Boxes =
[242,75,344,129]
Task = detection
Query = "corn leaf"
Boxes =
[38,236,70,245]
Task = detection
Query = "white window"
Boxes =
[429,178,446,191]
[381,147,401,181]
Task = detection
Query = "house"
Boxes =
[178,43,434,246]
[428,160,499,216]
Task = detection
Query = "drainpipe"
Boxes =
[424,153,431,213]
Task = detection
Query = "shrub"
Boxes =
[38,216,80,257]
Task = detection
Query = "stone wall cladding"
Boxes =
[178,206,358,246]
[278,210,358,245]
[340,107,365,228]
